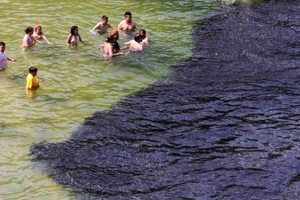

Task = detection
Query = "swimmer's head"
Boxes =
[134,33,142,43]
[70,26,78,35]
[25,27,34,34]
[29,66,38,73]
[106,30,119,43]
[124,11,132,23]
[139,29,147,39]
[102,15,108,24]
[111,29,119,36]
[0,41,5,52]
[34,25,42,33]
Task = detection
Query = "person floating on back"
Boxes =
[66,25,86,48]
[0,41,17,71]
[90,15,113,35]
[26,66,39,95]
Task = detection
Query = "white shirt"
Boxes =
[0,52,8,69]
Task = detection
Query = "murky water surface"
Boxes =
[0,0,225,199]
[30,0,300,199]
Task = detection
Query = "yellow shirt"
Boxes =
[26,73,39,89]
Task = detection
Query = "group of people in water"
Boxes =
[23,11,149,57]
[0,11,150,95]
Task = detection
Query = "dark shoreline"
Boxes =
[31,1,300,199]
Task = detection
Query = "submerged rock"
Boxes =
[31,0,300,199]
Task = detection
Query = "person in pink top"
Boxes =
[118,11,141,36]
[22,27,37,51]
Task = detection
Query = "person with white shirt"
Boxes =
[0,41,16,71]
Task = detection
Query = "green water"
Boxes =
[0,0,226,199]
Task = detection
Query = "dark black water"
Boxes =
[30,0,300,199]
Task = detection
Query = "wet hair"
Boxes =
[25,27,34,34]
[102,15,108,20]
[70,26,78,35]
[124,11,132,17]
[29,66,38,73]
[105,34,115,43]
[34,25,42,32]
[0,41,5,46]
[134,33,142,42]
[140,29,146,35]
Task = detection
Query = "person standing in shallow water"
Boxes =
[123,33,143,52]
[139,29,150,46]
[118,11,141,36]
[22,27,37,51]
[90,15,113,35]
[0,42,17,71]
[66,25,86,48]
[26,66,39,95]
[33,25,51,44]
[100,30,125,57]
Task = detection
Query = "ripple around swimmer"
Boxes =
[30,0,300,199]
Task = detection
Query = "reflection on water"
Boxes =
[0,0,223,199]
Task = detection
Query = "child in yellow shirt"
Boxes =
[26,66,39,94]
